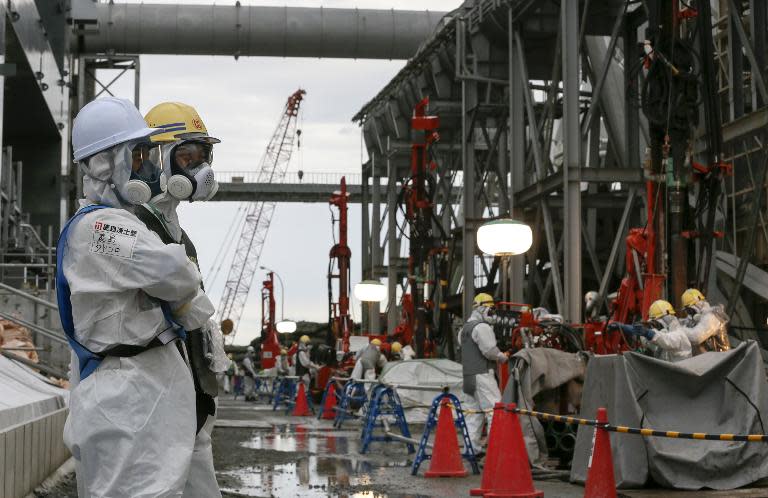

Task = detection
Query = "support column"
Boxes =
[562,0,582,321]
[370,152,382,334]
[386,137,399,332]
[459,18,476,320]
[361,166,371,332]
[508,10,525,303]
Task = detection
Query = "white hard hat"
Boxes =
[72,97,160,162]
[246,346,255,353]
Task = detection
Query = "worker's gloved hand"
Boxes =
[609,322,653,340]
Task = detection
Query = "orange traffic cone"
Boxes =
[483,403,543,498]
[470,403,506,496]
[584,407,617,498]
[321,383,337,420]
[424,398,467,477]
[292,383,312,417]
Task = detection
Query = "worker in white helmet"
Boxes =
[142,102,228,498]
[60,97,212,498]
[296,335,321,389]
[242,346,259,401]
[679,288,730,353]
[351,338,388,381]
[459,293,508,456]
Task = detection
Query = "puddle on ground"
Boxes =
[223,424,422,497]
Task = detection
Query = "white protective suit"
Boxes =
[401,344,417,361]
[647,316,692,362]
[63,197,212,497]
[351,344,387,381]
[680,302,730,353]
[146,189,224,498]
[298,345,321,387]
[242,353,258,399]
[459,308,507,450]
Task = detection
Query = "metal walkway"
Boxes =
[214,171,363,203]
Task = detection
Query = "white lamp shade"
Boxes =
[276,320,297,333]
[354,280,387,302]
[477,219,533,256]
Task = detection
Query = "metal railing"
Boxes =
[217,171,362,185]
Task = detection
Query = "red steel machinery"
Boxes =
[328,177,354,352]
[260,272,280,368]
[391,97,452,358]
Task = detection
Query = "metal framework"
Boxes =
[217,89,305,338]
[356,0,768,346]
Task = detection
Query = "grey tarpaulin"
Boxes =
[570,341,768,490]
[501,348,587,464]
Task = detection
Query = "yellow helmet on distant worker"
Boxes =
[144,102,221,144]
[473,293,495,308]
[280,349,288,355]
[681,288,705,309]
[391,342,402,353]
[648,300,675,320]
[370,338,382,346]
[300,335,310,344]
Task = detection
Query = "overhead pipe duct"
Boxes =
[75,3,448,60]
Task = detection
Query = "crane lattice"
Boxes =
[217,89,305,339]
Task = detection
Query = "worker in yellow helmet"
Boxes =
[137,102,225,498]
[351,337,388,381]
[459,293,508,456]
[389,340,416,361]
[297,335,321,389]
[608,299,692,362]
[679,289,730,353]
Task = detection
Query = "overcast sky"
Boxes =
[104,0,462,344]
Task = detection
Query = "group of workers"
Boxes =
[239,334,417,401]
[458,289,731,458]
[59,97,227,497]
[608,289,730,362]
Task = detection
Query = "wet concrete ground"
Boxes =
[212,395,580,498]
[36,394,768,497]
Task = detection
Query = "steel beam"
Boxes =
[386,137,399,332]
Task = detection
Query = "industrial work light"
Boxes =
[276,320,297,334]
[354,280,387,302]
[477,219,533,256]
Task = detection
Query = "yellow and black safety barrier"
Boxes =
[506,406,768,442]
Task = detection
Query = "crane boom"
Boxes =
[217,89,305,338]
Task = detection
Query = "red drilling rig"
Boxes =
[328,177,353,352]
[260,272,280,368]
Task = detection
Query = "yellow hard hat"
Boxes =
[473,293,495,308]
[681,288,705,308]
[144,102,221,144]
[370,338,382,346]
[280,349,287,355]
[391,342,402,353]
[648,300,675,320]
[300,335,310,343]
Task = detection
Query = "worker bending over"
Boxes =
[608,300,692,362]
[351,338,388,380]
[680,288,730,353]
[296,335,321,389]
[459,293,508,455]
[242,346,259,401]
